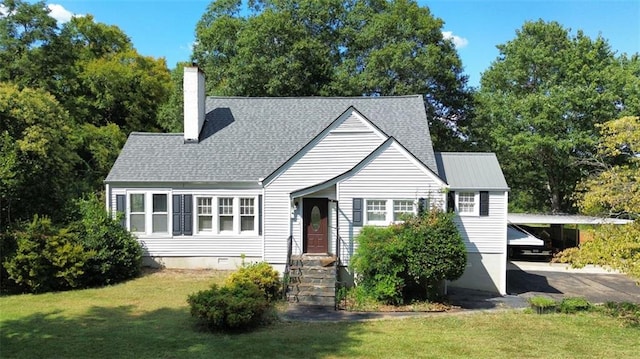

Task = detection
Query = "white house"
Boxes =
[105,66,509,294]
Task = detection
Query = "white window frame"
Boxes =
[457,191,479,216]
[393,199,415,222]
[240,197,256,233]
[218,197,235,233]
[129,192,146,234]
[151,193,169,234]
[126,191,172,236]
[364,199,417,225]
[196,196,214,233]
[365,199,388,225]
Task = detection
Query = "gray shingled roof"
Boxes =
[106,96,437,183]
[435,152,509,190]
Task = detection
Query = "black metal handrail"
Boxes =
[282,235,293,300]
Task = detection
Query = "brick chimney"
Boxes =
[183,66,205,143]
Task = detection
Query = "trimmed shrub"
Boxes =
[224,261,281,302]
[188,281,269,331]
[352,209,467,303]
[3,216,94,293]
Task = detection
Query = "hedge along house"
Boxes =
[105,66,510,296]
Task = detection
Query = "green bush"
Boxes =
[224,262,281,302]
[351,225,406,304]
[3,216,94,293]
[1,195,142,293]
[352,209,467,303]
[70,195,142,286]
[187,281,269,331]
[559,297,591,314]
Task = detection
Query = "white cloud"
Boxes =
[0,4,12,17]
[442,31,469,49]
[47,4,78,24]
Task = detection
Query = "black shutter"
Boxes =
[418,197,429,215]
[353,198,363,226]
[173,194,182,235]
[258,194,263,236]
[183,195,193,235]
[116,194,126,227]
[480,191,489,216]
[447,191,455,213]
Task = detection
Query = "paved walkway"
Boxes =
[281,261,639,322]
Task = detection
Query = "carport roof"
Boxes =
[508,213,633,225]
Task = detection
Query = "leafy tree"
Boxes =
[473,20,640,213]
[577,116,639,218]
[554,116,639,280]
[0,1,172,227]
[0,83,79,225]
[192,0,471,149]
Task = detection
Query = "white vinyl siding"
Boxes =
[264,110,387,263]
[452,191,508,254]
[338,141,446,264]
[109,187,263,259]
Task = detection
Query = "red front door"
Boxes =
[303,198,328,253]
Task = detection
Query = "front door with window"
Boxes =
[303,198,328,253]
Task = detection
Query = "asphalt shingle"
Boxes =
[106,96,438,183]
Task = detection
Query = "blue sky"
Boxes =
[37,0,640,88]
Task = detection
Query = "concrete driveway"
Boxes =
[508,261,640,304]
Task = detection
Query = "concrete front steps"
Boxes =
[286,254,337,307]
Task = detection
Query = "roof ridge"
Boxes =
[206,95,422,100]
[129,132,183,136]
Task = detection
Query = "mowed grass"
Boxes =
[1,270,639,359]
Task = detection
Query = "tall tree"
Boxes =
[555,116,639,280]
[0,83,79,225]
[0,1,171,226]
[473,20,640,213]
[577,116,639,218]
[192,0,471,149]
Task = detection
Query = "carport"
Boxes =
[507,213,632,255]
[506,214,636,303]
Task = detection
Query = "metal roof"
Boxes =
[106,96,437,183]
[434,152,509,190]
[508,213,633,225]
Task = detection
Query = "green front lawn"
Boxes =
[1,269,638,359]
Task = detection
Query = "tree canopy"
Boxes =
[473,20,640,213]
[192,0,472,150]
[0,0,171,227]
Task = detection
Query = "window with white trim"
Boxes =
[240,198,255,232]
[457,192,477,215]
[218,197,234,232]
[393,200,414,221]
[152,194,168,233]
[129,193,145,233]
[197,197,213,232]
[366,200,387,222]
